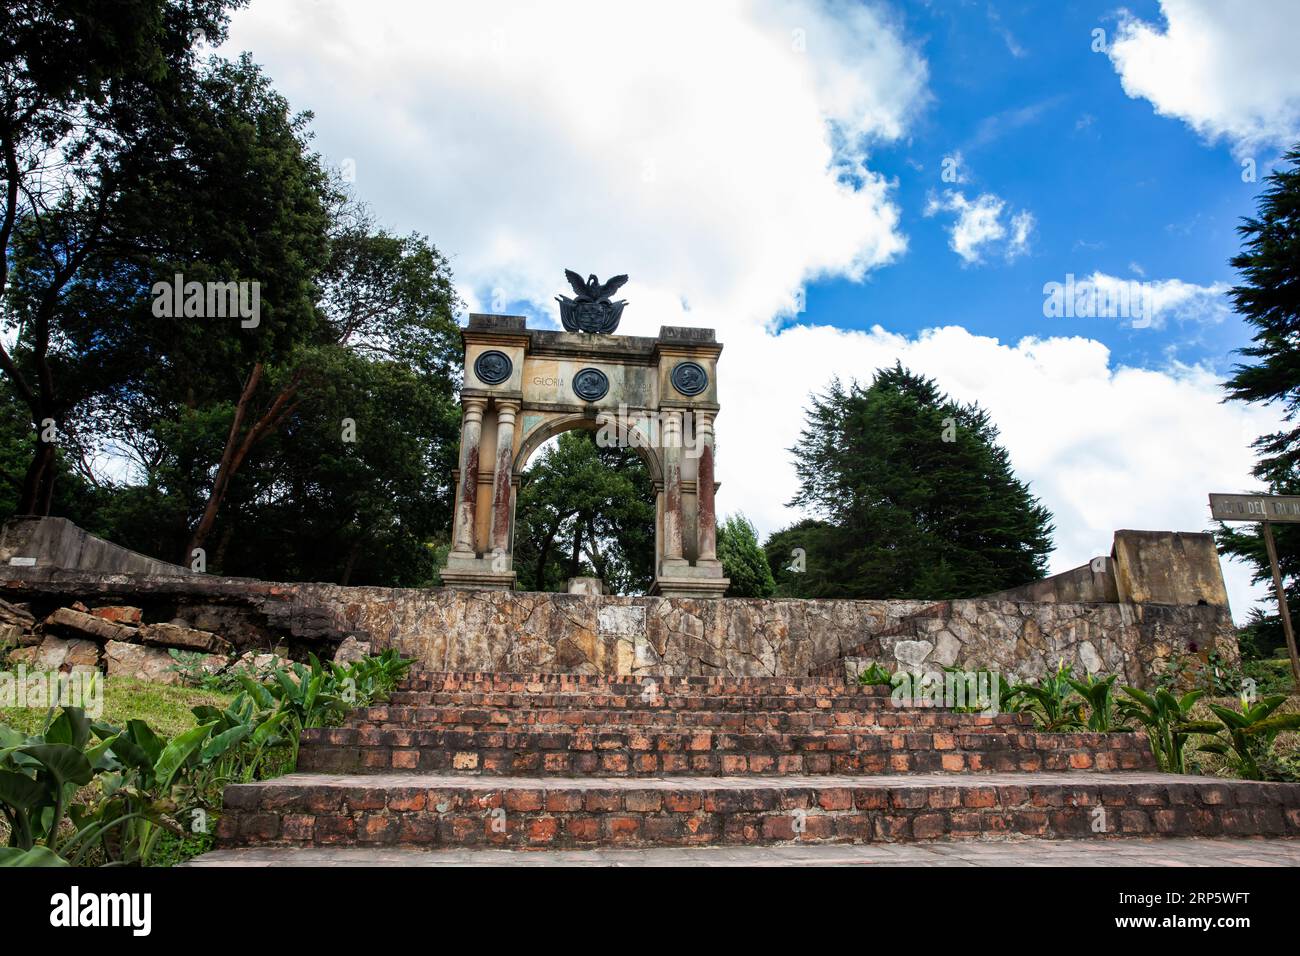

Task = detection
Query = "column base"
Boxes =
[651,565,730,599]
[440,553,516,590]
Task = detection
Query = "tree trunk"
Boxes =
[185,363,301,562]
[535,519,561,590]
[17,439,55,515]
[340,539,363,585]
[568,518,583,578]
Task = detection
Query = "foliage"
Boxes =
[0,4,462,590]
[1216,144,1300,685]
[1195,693,1300,781]
[1012,661,1084,732]
[1117,687,1218,774]
[0,675,233,739]
[188,694,290,786]
[0,0,244,514]
[0,708,105,860]
[235,650,410,766]
[717,514,775,598]
[0,650,410,865]
[512,431,656,594]
[942,667,1024,715]
[71,716,219,865]
[855,662,894,686]
[780,365,1053,599]
[1065,671,1127,732]
[1244,657,1300,697]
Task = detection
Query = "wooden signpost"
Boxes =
[1209,493,1300,689]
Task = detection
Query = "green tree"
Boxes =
[512,431,655,595]
[1218,144,1300,678]
[717,513,775,597]
[0,0,243,514]
[763,518,839,598]
[781,364,1054,599]
[0,6,466,587]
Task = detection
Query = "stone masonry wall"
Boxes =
[0,570,1237,687]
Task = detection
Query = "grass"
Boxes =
[0,673,235,736]
[0,673,246,865]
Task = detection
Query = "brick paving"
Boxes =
[189,836,1300,867]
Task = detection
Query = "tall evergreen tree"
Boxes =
[777,364,1053,599]
[1218,145,1300,674]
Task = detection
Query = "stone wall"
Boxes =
[827,598,1237,687]
[986,530,1228,608]
[0,569,1237,688]
[0,516,189,576]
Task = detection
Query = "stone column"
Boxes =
[662,410,684,561]
[452,398,486,555]
[695,412,717,562]
[489,400,519,555]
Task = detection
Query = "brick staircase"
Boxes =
[214,670,1300,852]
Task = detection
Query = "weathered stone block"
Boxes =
[43,606,136,644]
[139,622,229,653]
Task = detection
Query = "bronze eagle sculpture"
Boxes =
[556,269,628,334]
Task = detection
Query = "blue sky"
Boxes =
[804,0,1259,373]
[225,1,1300,617]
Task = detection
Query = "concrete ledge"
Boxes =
[0,516,188,576]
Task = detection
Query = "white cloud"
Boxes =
[924,190,1034,264]
[720,323,1278,622]
[222,1,1270,621]
[1008,210,1034,259]
[1107,0,1300,155]
[1046,272,1231,330]
[224,0,928,331]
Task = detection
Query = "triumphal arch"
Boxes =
[440,272,728,597]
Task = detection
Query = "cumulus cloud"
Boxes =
[924,190,1034,264]
[720,323,1279,621]
[1106,0,1300,155]
[1040,271,1230,330]
[223,2,1269,619]
[224,0,929,331]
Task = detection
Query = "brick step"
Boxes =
[351,712,1029,733]
[297,727,1154,776]
[347,706,1034,732]
[385,689,901,711]
[216,771,1300,850]
[401,672,865,696]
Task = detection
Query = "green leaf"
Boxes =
[126,720,165,765]
[251,711,289,747]
[1207,705,1251,730]
[19,744,93,790]
[0,845,69,867]
[238,676,275,710]
[153,722,216,789]
[1241,714,1300,736]
[201,725,251,762]
[108,733,153,772]
[0,769,45,811]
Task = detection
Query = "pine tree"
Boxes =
[1218,145,1300,669]
[778,364,1053,599]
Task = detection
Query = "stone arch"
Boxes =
[440,314,728,598]
[512,411,664,483]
